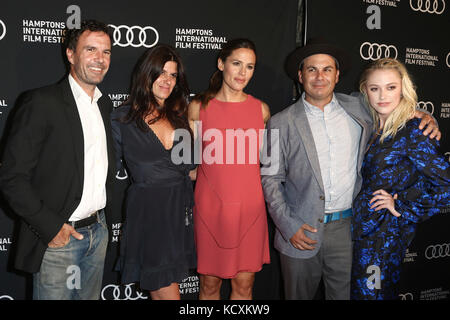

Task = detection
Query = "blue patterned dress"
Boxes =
[351,118,450,300]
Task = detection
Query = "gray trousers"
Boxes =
[280,216,352,300]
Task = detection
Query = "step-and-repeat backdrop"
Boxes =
[0,0,448,301]
[0,0,298,300]
[305,0,450,300]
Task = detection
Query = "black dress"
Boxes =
[111,105,196,291]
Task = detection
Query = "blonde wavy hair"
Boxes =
[359,58,417,143]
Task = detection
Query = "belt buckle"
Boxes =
[91,210,99,222]
[89,211,99,226]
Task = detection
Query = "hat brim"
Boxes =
[285,43,351,80]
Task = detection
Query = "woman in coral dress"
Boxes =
[188,39,271,300]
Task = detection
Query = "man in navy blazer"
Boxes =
[261,39,439,300]
[0,20,116,299]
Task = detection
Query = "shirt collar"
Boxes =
[68,74,103,104]
[302,92,338,116]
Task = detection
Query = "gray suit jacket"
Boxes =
[261,93,373,259]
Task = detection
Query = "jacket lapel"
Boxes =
[289,99,325,192]
[98,96,116,180]
[59,78,84,182]
[336,93,373,172]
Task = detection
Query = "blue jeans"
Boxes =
[33,211,108,300]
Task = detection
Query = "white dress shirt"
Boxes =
[302,93,361,213]
[68,74,108,221]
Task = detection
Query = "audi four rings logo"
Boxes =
[425,243,450,259]
[445,152,450,163]
[101,283,148,300]
[446,52,450,68]
[410,0,446,14]
[399,293,414,300]
[360,42,398,61]
[0,19,6,41]
[0,295,13,300]
[108,24,159,48]
[416,101,435,115]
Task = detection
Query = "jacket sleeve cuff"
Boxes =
[24,206,67,245]
[395,198,420,223]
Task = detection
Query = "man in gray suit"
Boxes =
[260,39,439,300]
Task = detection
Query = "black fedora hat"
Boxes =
[285,37,351,80]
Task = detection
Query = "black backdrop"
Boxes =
[0,0,449,301]
[304,0,450,301]
[0,0,298,300]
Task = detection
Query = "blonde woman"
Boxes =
[351,58,450,299]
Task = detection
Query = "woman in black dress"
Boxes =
[111,44,196,299]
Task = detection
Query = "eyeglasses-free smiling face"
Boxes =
[364,69,402,126]
[218,48,256,92]
[152,60,178,105]
[66,30,111,96]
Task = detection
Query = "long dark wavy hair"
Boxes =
[194,38,257,109]
[122,44,191,134]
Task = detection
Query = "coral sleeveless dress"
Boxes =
[194,94,270,278]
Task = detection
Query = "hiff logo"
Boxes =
[0,19,6,41]
[409,0,446,14]
[360,42,398,61]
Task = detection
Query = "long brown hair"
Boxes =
[194,38,257,108]
[122,44,191,133]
